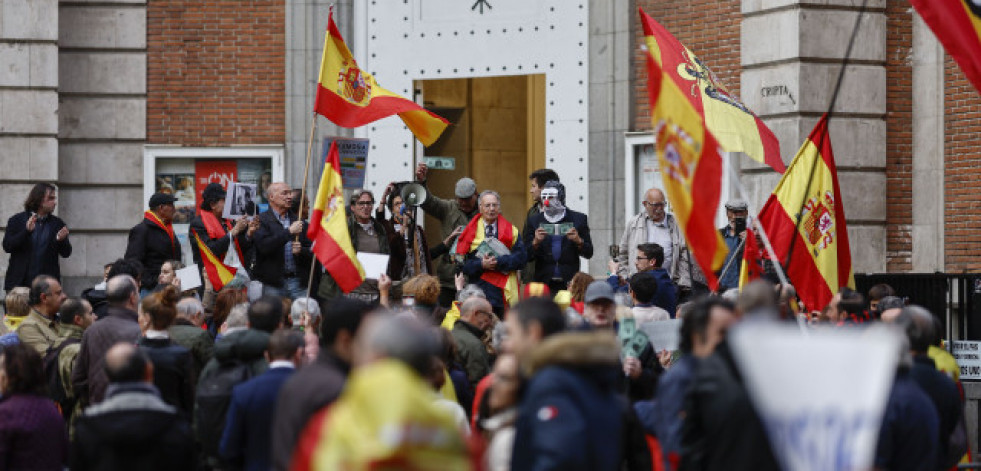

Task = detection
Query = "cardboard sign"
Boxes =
[321,137,369,189]
[951,340,981,379]
[728,322,899,471]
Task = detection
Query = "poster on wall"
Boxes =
[195,161,238,208]
[320,137,369,189]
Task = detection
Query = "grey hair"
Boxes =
[291,297,321,319]
[176,298,204,319]
[456,284,486,303]
[225,302,250,329]
[350,188,374,204]
[478,190,501,205]
[362,315,439,376]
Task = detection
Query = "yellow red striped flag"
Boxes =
[307,141,365,293]
[740,115,854,311]
[315,11,448,146]
[641,8,728,291]
[193,231,237,292]
[640,9,784,173]
[909,0,981,93]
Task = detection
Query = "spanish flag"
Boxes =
[308,141,365,293]
[641,8,728,291]
[640,9,784,173]
[314,11,449,146]
[909,0,981,93]
[739,115,854,312]
[192,231,237,292]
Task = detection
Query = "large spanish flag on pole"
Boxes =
[192,231,237,292]
[909,0,981,93]
[314,11,448,146]
[740,115,854,311]
[640,9,785,173]
[641,8,728,291]
[308,141,365,293]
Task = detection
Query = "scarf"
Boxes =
[144,210,176,254]
[199,210,245,263]
[455,214,519,306]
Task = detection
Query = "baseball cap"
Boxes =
[584,280,616,304]
[148,193,177,208]
[455,178,477,198]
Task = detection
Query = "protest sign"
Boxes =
[638,319,681,352]
[175,264,202,291]
[321,137,369,189]
[356,253,390,280]
[222,182,258,219]
[951,340,981,380]
[728,322,899,471]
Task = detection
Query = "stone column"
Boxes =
[911,15,944,272]
[741,0,888,274]
[0,0,59,290]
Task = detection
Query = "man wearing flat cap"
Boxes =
[415,163,480,307]
[717,199,749,292]
[125,193,183,296]
[188,183,258,309]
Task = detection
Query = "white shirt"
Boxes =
[145,329,169,339]
[268,360,296,370]
[646,218,674,275]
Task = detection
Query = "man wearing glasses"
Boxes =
[316,189,392,303]
[458,191,527,317]
[614,188,704,302]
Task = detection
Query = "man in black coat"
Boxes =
[3,183,72,290]
[124,193,182,294]
[71,342,196,470]
[252,182,308,299]
[522,180,592,293]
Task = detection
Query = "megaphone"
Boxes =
[400,182,428,207]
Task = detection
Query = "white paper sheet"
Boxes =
[356,252,390,280]
[637,319,681,352]
[175,264,202,291]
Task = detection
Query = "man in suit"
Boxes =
[252,182,309,299]
[124,193,182,295]
[220,328,305,471]
[3,183,72,291]
[522,180,592,293]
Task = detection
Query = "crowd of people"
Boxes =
[0,172,968,470]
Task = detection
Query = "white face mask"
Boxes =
[541,188,566,223]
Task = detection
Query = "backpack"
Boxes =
[43,337,81,420]
[194,359,255,459]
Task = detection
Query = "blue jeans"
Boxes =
[261,277,307,300]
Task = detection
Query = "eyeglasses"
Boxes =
[481,203,500,208]
[636,256,649,261]
[642,201,666,208]
[355,201,374,207]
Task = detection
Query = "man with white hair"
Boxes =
[457,190,527,317]
[169,297,214,377]
[252,182,308,299]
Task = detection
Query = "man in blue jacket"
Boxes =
[220,328,305,471]
[3,183,72,290]
[608,242,677,316]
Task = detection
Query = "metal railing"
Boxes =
[855,273,981,342]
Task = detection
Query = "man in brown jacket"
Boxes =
[71,274,142,406]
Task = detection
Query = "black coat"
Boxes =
[137,337,196,418]
[2,211,71,290]
[188,214,253,276]
[522,209,592,285]
[251,209,312,288]
[124,216,182,291]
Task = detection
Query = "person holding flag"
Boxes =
[124,193,183,297]
[188,183,256,310]
[457,190,526,317]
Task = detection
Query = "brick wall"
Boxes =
[147,0,285,145]
[944,54,981,272]
[884,0,913,271]
[633,0,742,130]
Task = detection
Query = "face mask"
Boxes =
[541,188,566,223]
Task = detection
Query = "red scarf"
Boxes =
[144,210,176,254]
[455,214,515,291]
[200,210,244,262]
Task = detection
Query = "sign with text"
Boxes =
[729,322,899,471]
[951,340,981,380]
[321,137,369,189]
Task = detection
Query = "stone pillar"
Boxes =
[741,0,888,274]
[57,1,147,293]
[0,0,59,290]
[587,0,632,274]
[911,15,944,272]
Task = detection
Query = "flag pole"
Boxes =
[297,113,318,240]
[725,161,789,288]
[782,0,867,269]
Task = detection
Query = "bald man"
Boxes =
[451,297,494,385]
[615,188,702,301]
[252,182,310,299]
